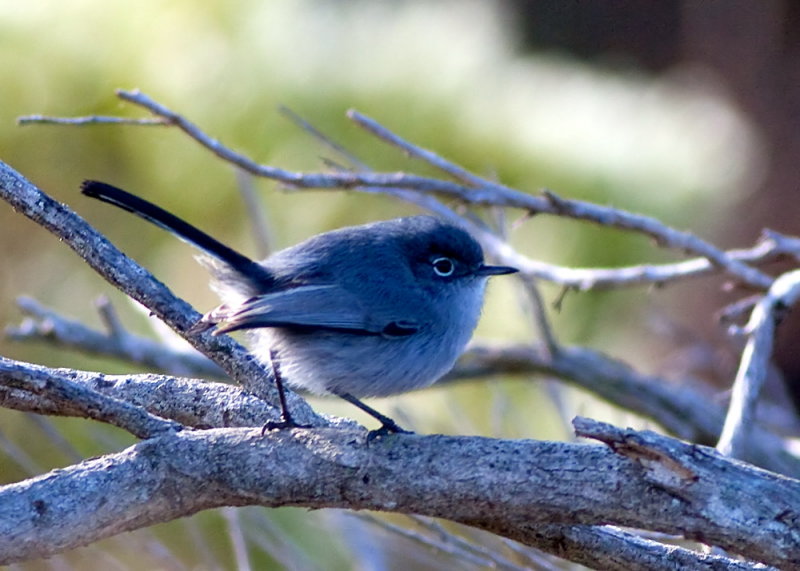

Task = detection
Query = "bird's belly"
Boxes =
[249,327,465,397]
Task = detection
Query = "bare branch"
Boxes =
[234,169,273,258]
[17,114,168,126]
[354,513,533,571]
[447,343,800,477]
[0,357,182,438]
[500,229,799,291]
[717,270,800,457]
[0,357,277,429]
[539,189,773,289]
[65,89,776,290]
[0,423,793,567]
[280,105,372,171]
[6,296,223,378]
[0,356,359,436]
[347,109,487,187]
[346,107,773,290]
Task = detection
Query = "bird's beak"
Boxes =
[476,264,518,276]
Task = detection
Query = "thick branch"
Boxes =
[0,357,181,438]
[0,424,795,567]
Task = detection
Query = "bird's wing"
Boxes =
[205,284,420,336]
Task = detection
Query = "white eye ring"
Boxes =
[432,257,455,277]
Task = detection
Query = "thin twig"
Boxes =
[84,89,776,290]
[18,114,168,126]
[353,513,527,571]
[6,296,224,378]
[347,109,486,187]
[497,232,796,291]
[516,273,559,358]
[280,106,371,171]
[222,508,251,571]
[407,515,548,571]
[717,269,800,458]
[235,169,273,258]
[95,294,126,338]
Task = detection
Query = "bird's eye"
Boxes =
[432,257,455,277]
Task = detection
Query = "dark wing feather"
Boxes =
[207,285,419,336]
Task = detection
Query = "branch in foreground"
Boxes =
[8,356,748,568]
[0,422,794,568]
[0,357,272,429]
[0,357,181,438]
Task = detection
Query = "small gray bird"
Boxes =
[81,181,517,435]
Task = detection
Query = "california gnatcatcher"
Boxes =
[81,180,517,435]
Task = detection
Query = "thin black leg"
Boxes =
[334,391,412,438]
[262,350,311,433]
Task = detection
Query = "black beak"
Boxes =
[476,264,518,277]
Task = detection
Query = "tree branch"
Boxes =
[0,356,296,430]
[0,357,181,438]
[488,229,800,291]
[21,89,778,291]
[6,296,223,378]
[717,270,800,457]
[0,421,794,567]
[9,296,800,476]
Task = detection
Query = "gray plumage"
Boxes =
[81,180,517,431]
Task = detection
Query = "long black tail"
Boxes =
[81,180,271,283]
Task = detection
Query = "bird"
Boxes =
[81,180,517,435]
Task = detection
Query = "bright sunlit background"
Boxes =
[0,1,766,568]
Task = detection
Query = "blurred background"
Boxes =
[1,1,797,569]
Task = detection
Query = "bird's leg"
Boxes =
[334,391,412,439]
[262,349,311,433]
